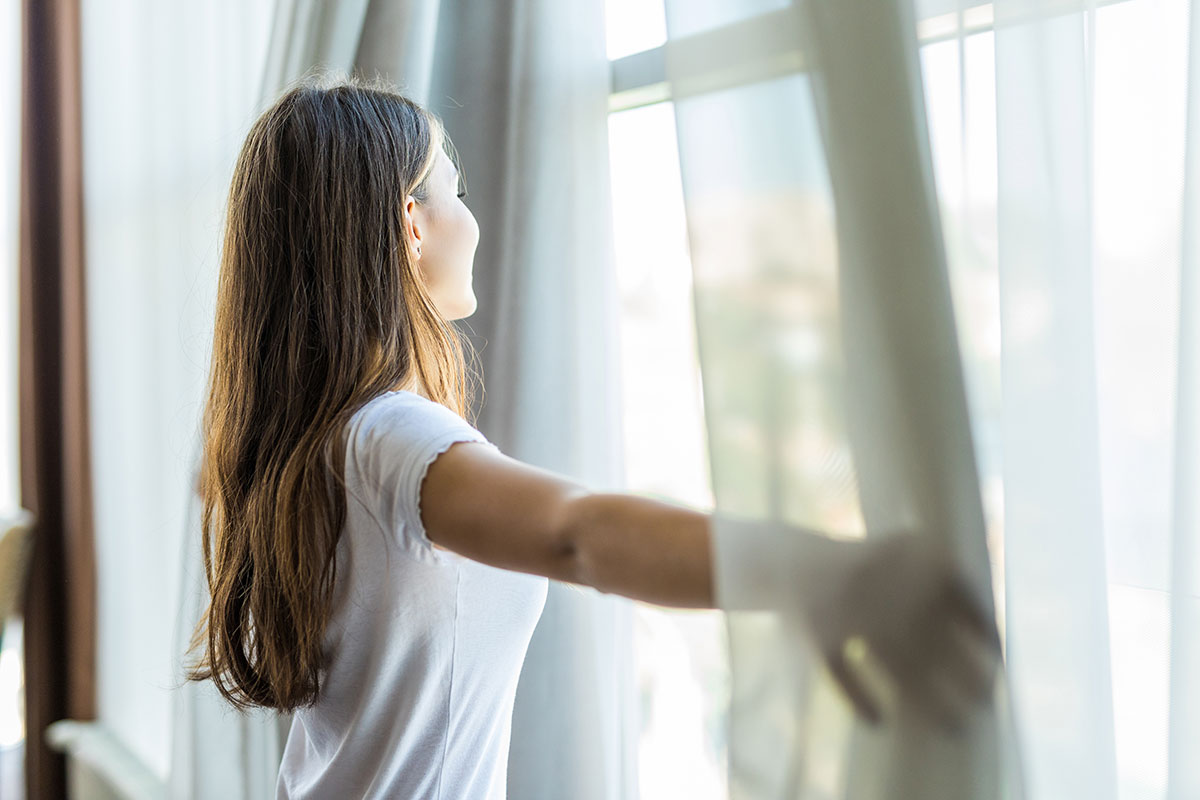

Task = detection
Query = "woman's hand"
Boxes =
[799,532,1002,733]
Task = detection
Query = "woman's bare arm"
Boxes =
[420,439,1001,730]
[558,492,714,608]
[417,441,714,607]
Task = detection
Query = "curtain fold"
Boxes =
[76,0,274,787]
[18,0,96,797]
[991,2,1115,797]
[987,1,1197,798]
[793,3,1013,797]
[170,1,636,797]
[257,0,370,103]
[1169,5,1200,797]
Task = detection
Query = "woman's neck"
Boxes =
[392,373,429,400]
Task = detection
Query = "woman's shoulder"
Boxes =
[348,390,490,449]
[354,388,458,420]
[354,388,430,416]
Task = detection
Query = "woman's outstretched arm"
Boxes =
[417,440,714,607]
[420,439,1000,730]
[558,491,715,609]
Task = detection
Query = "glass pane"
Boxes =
[918,31,1005,628]
[670,70,861,797]
[608,102,711,509]
[607,100,730,800]
[664,0,793,41]
[673,72,861,534]
[606,0,667,59]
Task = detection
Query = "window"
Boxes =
[605,2,1171,798]
[607,95,730,798]
[605,3,729,797]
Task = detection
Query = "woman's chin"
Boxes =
[448,295,477,320]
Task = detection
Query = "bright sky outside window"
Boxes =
[607,98,728,800]
[604,0,666,60]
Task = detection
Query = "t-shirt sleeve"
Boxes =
[350,393,500,566]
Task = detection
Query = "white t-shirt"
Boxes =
[276,390,549,799]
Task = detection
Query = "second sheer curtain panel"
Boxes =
[666,0,1200,798]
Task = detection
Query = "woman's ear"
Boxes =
[403,195,422,258]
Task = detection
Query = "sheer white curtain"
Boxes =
[662,1,1014,796]
[928,1,1197,796]
[75,0,273,788]
[989,2,1115,797]
[665,0,1199,798]
[986,1,1195,798]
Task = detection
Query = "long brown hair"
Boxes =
[185,73,481,711]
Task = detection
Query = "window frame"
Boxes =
[607,0,1129,113]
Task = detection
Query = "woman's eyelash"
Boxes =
[457,190,467,199]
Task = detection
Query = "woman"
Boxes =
[187,75,999,799]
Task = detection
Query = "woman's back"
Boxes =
[276,390,548,799]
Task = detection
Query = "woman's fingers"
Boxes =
[823,624,997,733]
[826,649,883,726]
[906,620,997,734]
[805,535,1005,734]
[827,636,972,734]
[948,572,1002,655]
[887,650,969,734]
[872,618,991,734]
[941,619,998,707]
[961,615,1004,699]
